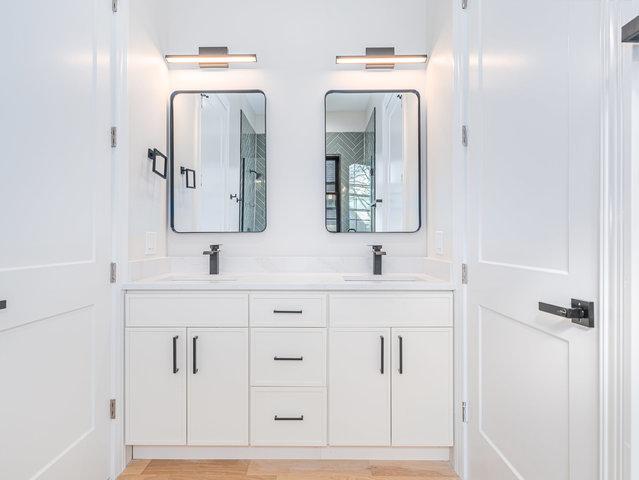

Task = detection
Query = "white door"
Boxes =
[391,329,453,446]
[466,1,601,479]
[384,94,404,231]
[328,328,390,446]
[187,328,249,445]
[0,1,112,479]
[125,329,186,445]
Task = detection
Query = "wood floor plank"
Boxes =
[118,459,459,480]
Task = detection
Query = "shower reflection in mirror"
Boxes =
[325,91,421,233]
[171,91,266,233]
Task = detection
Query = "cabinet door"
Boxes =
[187,328,249,445]
[392,328,453,446]
[125,328,186,445]
[328,328,390,446]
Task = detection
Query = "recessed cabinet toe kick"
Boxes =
[124,290,453,458]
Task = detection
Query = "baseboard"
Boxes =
[132,446,451,461]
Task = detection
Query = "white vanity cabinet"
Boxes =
[124,293,249,446]
[124,288,453,452]
[328,293,454,447]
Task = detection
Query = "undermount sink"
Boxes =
[161,274,238,283]
[342,274,422,282]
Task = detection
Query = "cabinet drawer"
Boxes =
[126,292,248,327]
[250,293,326,327]
[251,329,326,387]
[250,387,326,446]
[329,292,453,327]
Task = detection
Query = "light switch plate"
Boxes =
[145,232,157,255]
[435,231,444,255]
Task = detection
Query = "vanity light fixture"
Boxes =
[165,47,257,68]
[148,148,167,179]
[336,47,427,69]
[180,167,197,189]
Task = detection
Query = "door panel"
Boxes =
[0,0,112,478]
[126,329,187,445]
[467,1,600,479]
[187,328,249,445]
[328,328,390,446]
[391,329,453,446]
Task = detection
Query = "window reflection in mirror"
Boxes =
[171,91,266,233]
[325,91,421,233]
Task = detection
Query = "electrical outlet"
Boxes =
[145,232,157,255]
[435,230,444,255]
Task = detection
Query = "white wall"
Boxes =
[163,0,432,258]
[424,0,455,261]
[127,0,169,261]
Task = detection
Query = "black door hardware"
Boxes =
[274,356,304,361]
[398,335,404,374]
[0,300,6,310]
[274,415,304,421]
[192,336,199,374]
[380,336,385,374]
[538,299,595,328]
[172,336,179,374]
[273,309,303,314]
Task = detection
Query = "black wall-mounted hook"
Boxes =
[180,166,196,189]
[148,148,168,179]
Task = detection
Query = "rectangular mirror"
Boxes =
[171,91,266,232]
[325,90,421,233]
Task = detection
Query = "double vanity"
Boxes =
[124,272,454,456]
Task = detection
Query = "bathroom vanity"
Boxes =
[124,274,453,458]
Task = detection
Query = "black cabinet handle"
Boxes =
[192,336,199,374]
[172,336,179,374]
[380,335,385,374]
[398,335,404,374]
[274,356,304,361]
[273,309,303,314]
[0,300,6,310]
[274,415,304,421]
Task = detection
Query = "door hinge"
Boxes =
[110,127,117,148]
[112,0,118,13]
[110,262,117,283]
[462,263,468,284]
[109,399,116,419]
[461,0,468,9]
[462,402,468,423]
[462,125,469,147]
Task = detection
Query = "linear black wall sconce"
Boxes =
[623,16,639,43]
[336,47,428,69]
[165,46,257,68]
[148,148,168,179]
[180,167,196,189]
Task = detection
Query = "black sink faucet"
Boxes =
[370,245,387,275]
[203,244,221,275]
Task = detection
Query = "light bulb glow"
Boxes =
[336,54,428,65]
[165,54,257,64]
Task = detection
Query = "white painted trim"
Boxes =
[132,446,451,461]
[599,2,626,480]
[452,0,470,478]
[110,0,131,477]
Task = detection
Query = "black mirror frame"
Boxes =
[323,89,422,234]
[169,90,267,233]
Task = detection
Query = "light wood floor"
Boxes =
[118,459,459,480]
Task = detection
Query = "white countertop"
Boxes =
[124,272,455,291]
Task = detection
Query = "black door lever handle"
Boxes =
[538,299,595,328]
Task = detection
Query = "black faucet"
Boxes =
[203,244,221,275]
[370,245,387,275]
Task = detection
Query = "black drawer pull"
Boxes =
[172,336,179,374]
[274,415,304,421]
[398,335,404,374]
[274,356,304,361]
[273,309,303,314]
[192,336,199,374]
[0,300,6,310]
[380,335,385,374]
